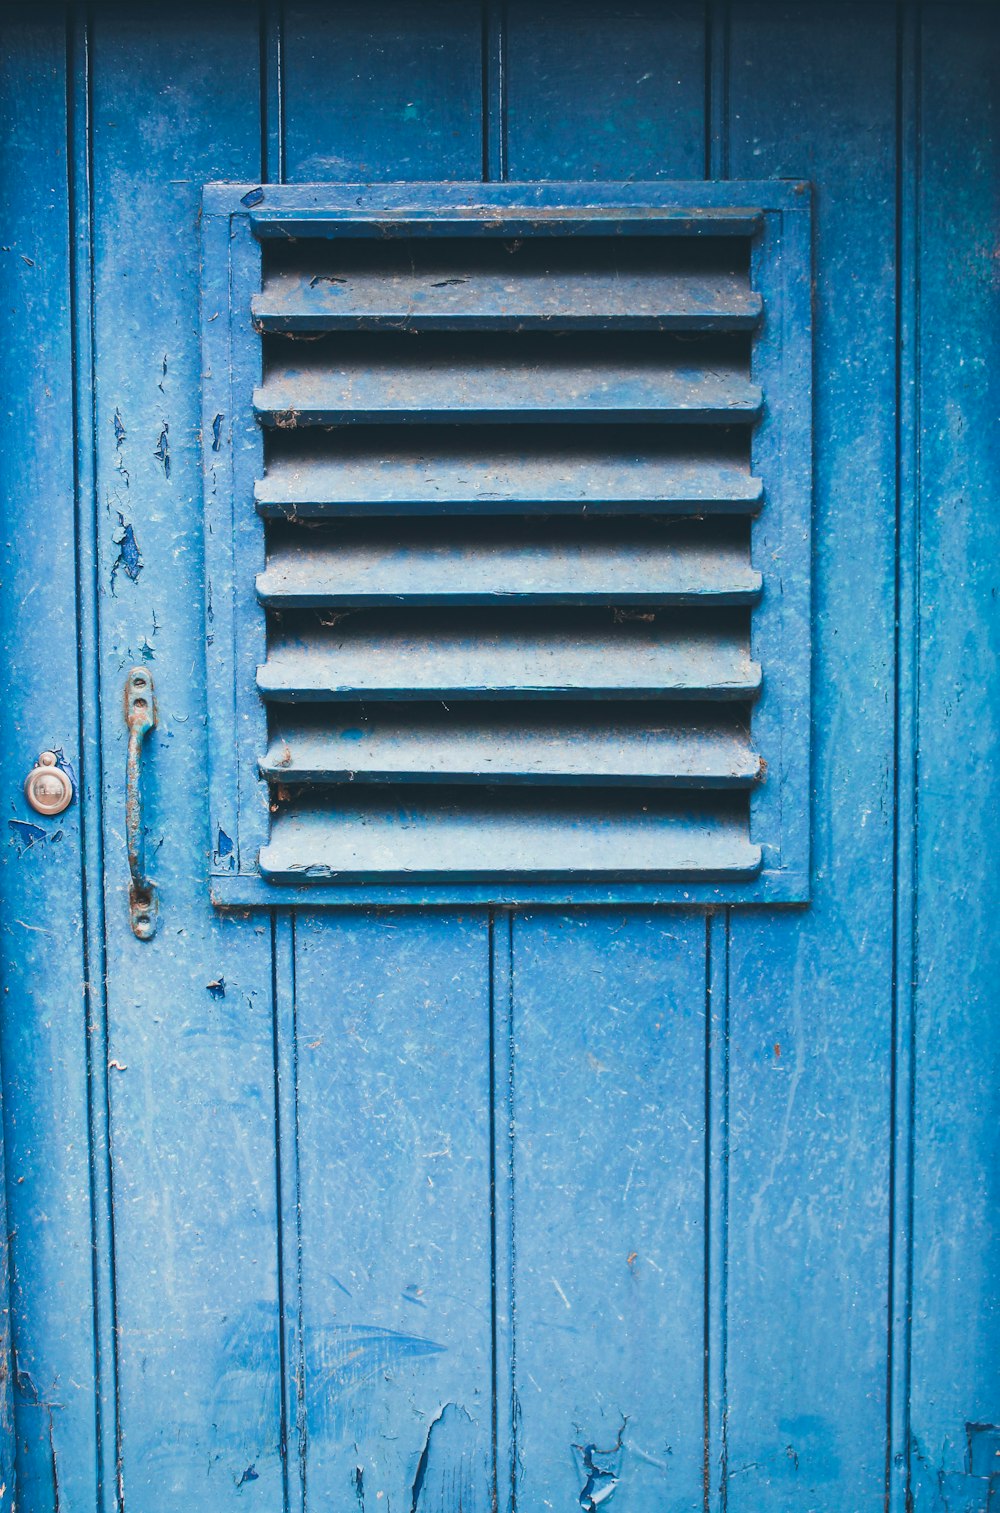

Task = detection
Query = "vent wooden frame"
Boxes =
[201,182,812,905]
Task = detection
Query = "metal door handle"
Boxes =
[124,666,157,940]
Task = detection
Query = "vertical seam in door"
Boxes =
[490,911,516,1513]
[262,15,302,1508]
[488,912,499,1507]
[261,0,286,186]
[272,912,305,1513]
[887,6,920,1511]
[705,912,730,1513]
[482,0,508,184]
[705,0,730,181]
[703,914,712,1511]
[66,7,124,1510]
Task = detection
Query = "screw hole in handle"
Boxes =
[124,666,157,940]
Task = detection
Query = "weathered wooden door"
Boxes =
[1,5,997,1511]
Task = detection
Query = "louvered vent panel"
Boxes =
[201,185,811,902]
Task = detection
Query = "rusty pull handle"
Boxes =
[124,666,157,940]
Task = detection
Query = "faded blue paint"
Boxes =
[0,5,996,1513]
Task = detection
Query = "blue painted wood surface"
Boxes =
[253,439,764,516]
[0,6,997,1513]
[722,13,902,1507]
[0,13,107,1507]
[256,520,761,607]
[259,612,761,701]
[253,336,762,426]
[252,248,762,331]
[260,707,761,786]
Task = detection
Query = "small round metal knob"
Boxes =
[24,752,73,817]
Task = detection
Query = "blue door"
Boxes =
[1,5,997,1511]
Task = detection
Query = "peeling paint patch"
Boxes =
[111,514,142,592]
[215,827,235,870]
[573,1418,627,1511]
[212,412,224,451]
[153,421,170,478]
[409,1403,476,1513]
[235,1463,258,1488]
[113,409,130,484]
[207,977,226,999]
[8,819,47,853]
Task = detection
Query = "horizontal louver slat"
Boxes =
[262,709,759,787]
[256,523,761,607]
[258,615,761,702]
[249,205,764,239]
[258,793,762,881]
[255,443,763,516]
[253,267,761,332]
[253,338,760,426]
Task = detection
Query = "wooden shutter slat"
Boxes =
[256,523,761,607]
[253,266,761,332]
[249,205,764,240]
[262,710,760,787]
[253,339,760,426]
[257,616,761,703]
[254,444,763,516]
[258,793,762,882]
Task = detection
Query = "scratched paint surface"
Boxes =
[0,5,997,1513]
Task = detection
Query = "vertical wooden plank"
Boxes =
[724,6,899,1510]
[0,1056,11,1513]
[505,0,707,179]
[85,6,282,1504]
[510,914,709,1511]
[909,7,1000,1507]
[279,24,490,1506]
[282,0,483,182]
[490,914,516,1513]
[292,913,494,1512]
[705,910,730,1512]
[502,14,712,1510]
[272,913,306,1513]
[0,8,105,1507]
[889,8,919,1508]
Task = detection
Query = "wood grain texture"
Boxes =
[282,1,483,182]
[261,706,760,787]
[86,6,282,1504]
[253,245,761,331]
[255,438,764,516]
[510,913,709,1510]
[723,7,899,1509]
[291,913,494,1511]
[259,793,761,882]
[258,611,761,702]
[0,12,102,1507]
[256,520,761,607]
[254,335,761,426]
[909,10,1000,1509]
